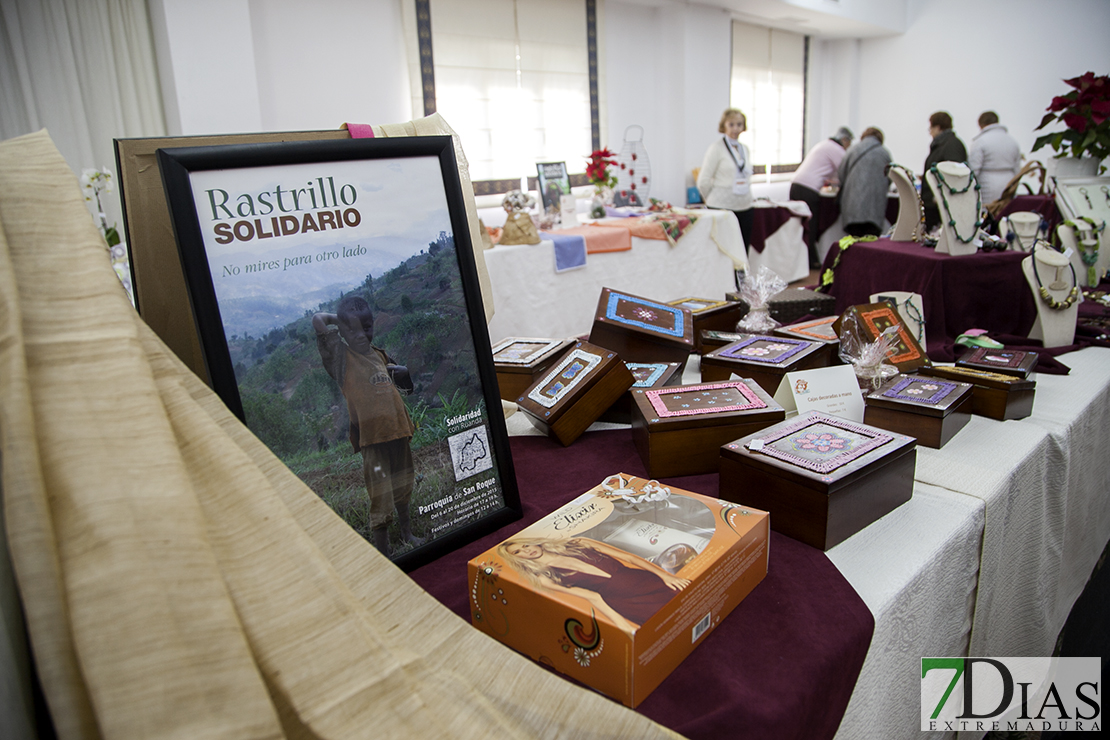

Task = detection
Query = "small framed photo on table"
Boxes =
[157,136,521,570]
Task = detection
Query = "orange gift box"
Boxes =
[467,474,769,707]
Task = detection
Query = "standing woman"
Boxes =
[698,108,755,250]
[836,127,893,237]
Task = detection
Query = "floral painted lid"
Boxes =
[706,334,823,369]
[721,411,916,485]
[865,374,973,417]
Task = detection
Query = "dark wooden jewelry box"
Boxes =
[719,412,917,550]
[666,297,747,354]
[766,287,837,324]
[863,374,973,448]
[516,340,634,446]
[492,337,575,401]
[699,330,746,352]
[834,302,931,374]
[599,361,684,423]
[955,346,1038,379]
[589,287,694,366]
[700,335,828,394]
[919,365,1035,421]
[774,316,841,365]
[631,379,785,478]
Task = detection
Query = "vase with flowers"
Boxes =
[1033,72,1110,176]
[81,167,134,305]
[586,147,618,218]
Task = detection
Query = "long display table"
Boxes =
[413,347,1110,740]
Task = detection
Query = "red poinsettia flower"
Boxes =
[1062,112,1088,133]
[1049,95,1074,112]
[1091,99,1110,125]
[1064,72,1096,90]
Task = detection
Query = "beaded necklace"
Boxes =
[898,298,925,341]
[816,234,878,293]
[1061,216,1104,286]
[886,163,925,241]
[1031,241,1080,310]
[929,164,982,244]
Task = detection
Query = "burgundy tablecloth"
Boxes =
[410,430,874,740]
[749,206,796,253]
[816,193,900,236]
[820,237,1038,361]
[997,194,1062,235]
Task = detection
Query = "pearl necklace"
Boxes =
[929,164,982,244]
[1031,241,1080,310]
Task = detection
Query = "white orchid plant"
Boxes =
[81,167,134,304]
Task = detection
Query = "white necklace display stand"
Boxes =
[869,290,927,348]
[1000,211,1042,252]
[1022,244,1081,347]
[1056,220,1106,288]
[925,162,980,256]
[887,167,922,242]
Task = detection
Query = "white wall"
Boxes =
[811,0,1110,175]
[151,0,1110,194]
[150,0,412,136]
[604,1,732,206]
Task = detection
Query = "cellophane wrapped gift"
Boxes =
[735,266,787,333]
[839,316,900,391]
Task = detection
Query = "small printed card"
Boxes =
[773,365,864,422]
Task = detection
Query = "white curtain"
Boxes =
[730,20,805,168]
[424,0,592,181]
[0,0,166,191]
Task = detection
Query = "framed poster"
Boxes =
[157,136,521,570]
[536,161,570,212]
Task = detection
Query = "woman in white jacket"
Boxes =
[697,108,755,250]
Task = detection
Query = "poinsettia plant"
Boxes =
[1033,72,1110,169]
[585,148,618,193]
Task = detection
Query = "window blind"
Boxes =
[428,0,592,182]
[730,21,805,168]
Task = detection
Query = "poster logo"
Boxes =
[921,657,1101,732]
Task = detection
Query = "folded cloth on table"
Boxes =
[554,224,632,253]
[544,232,588,272]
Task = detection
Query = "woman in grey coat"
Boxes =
[836,127,893,237]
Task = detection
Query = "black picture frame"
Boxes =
[157,136,521,571]
[536,161,570,213]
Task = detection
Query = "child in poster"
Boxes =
[313,295,424,556]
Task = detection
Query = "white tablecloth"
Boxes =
[745,200,811,283]
[504,347,1110,740]
[483,210,745,341]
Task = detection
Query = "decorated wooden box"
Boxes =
[630,379,785,478]
[834,302,931,374]
[589,287,695,366]
[700,335,828,393]
[698,330,746,352]
[516,340,634,446]
[467,474,769,707]
[719,412,916,550]
[767,287,837,325]
[599,361,684,424]
[955,346,1038,379]
[863,374,973,449]
[773,316,841,365]
[492,337,575,402]
[666,297,747,354]
[919,365,1036,421]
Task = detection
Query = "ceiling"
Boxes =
[612,0,908,39]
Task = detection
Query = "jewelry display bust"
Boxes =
[1022,241,1081,347]
[887,164,923,242]
[1056,217,1106,288]
[1000,211,1043,252]
[925,162,981,256]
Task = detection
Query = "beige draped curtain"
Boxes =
[0,130,678,739]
